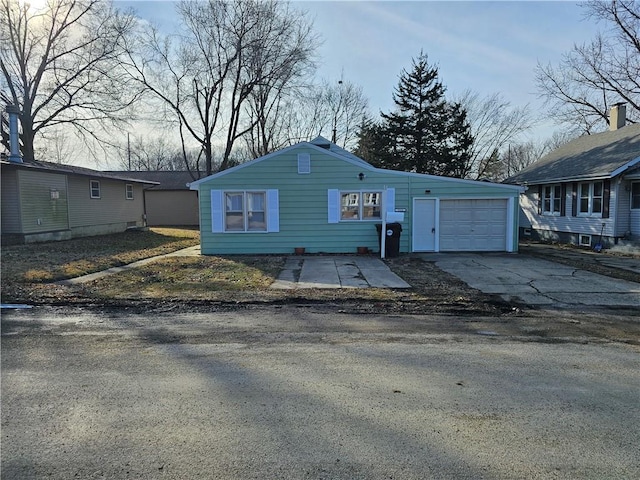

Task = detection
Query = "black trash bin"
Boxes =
[375,222,402,257]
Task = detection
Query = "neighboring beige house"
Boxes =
[109,171,200,227]
[1,159,158,244]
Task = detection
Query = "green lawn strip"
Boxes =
[1,228,199,284]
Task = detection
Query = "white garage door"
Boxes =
[440,199,508,251]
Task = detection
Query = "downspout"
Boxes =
[380,187,387,259]
[142,184,149,227]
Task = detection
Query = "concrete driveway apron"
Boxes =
[421,253,640,308]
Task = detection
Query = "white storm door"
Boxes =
[412,198,437,251]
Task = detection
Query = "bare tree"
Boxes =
[124,0,317,175]
[0,0,140,162]
[535,0,639,133]
[500,142,544,180]
[116,134,176,171]
[324,77,369,150]
[244,76,369,157]
[455,90,533,180]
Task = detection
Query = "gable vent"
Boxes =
[298,153,311,174]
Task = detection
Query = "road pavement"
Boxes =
[2,307,639,479]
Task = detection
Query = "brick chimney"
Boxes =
[609,102,626,131]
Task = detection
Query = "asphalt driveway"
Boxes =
[421,252,640,308]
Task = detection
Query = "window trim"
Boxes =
[90,180,101,199]
[223,190,268,233]
[542,184,562,216]
[578,181,604,216]
[339,190,382,221]
[631,182,640,210]
[125,183,134,200]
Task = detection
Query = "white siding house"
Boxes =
[505,104,640,249]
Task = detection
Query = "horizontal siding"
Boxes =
[616,180,631,235]
[145,190,199,226]
[1,168,22,233]
[521,188,615,237]
[631,210,640,235]
[198,146,521,254]
[18,170,69,234]
[68,176,145,228]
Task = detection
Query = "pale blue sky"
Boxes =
[116,0,602,143]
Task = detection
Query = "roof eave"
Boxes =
[510,155,640,186]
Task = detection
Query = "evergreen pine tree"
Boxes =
[357,52,473,177]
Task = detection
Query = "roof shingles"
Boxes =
[506,124,640,185]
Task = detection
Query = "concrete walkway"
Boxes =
[271,256,410,289]
[56,247,410,290]
[56,245,201,286]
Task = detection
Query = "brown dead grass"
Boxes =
[1,227,199,287]
[1,229,509,316]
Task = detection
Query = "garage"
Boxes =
[439,199,509,251]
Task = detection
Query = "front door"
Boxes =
[412,198,436,251]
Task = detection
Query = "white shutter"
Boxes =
[328,189,340,223]
[297,153,311,174]
[386,188,395,213]
[211,190,224,233]
[267,189,279,232]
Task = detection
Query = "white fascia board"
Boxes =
[610,155,640,179]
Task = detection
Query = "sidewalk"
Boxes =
[56,245,201,286]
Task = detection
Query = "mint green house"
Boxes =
[189,137,524,255]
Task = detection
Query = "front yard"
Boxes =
[1,228,507,316]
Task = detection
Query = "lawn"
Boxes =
[1,228,508,315]
[1,227,199,286]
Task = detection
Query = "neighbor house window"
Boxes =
[224,191,266,232]
[632,182,640,209]
[542,184,562,215]
[90,180,100,199]
[579,181,603,215]
[126,184,134,200]
[340,191,381,220]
